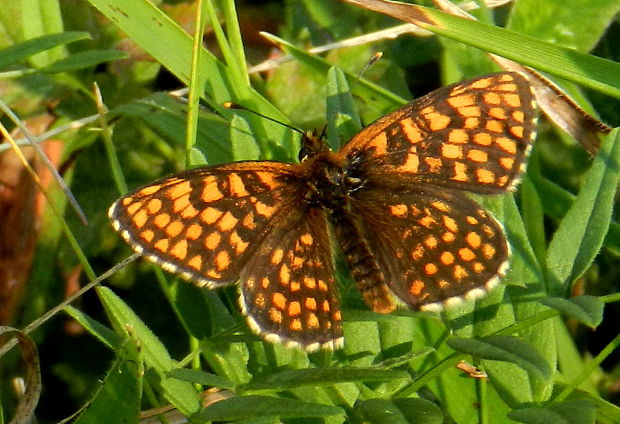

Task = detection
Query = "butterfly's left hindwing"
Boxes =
[240,206,343,351]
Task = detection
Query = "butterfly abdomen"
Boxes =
[330,206,396,314]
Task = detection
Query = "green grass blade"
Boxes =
[0,31,90,69]
[339,0,620,97]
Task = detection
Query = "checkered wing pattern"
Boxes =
[350,185,509,311]
[341,72,537,194]
[109,162,301,288]
[109,71,538,351]
[239,207,343,350]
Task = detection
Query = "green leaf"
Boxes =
[546,129,620,289]
[0,31,90,69]
[448,335,552,380]
[508,400,595,424]
[166,368,235,391]
[196,395,344,421]
[540,296,604,328]
[356,398,444,424]
[96,286,201,415]
[74,342,142,424]
[508,0,620,52]
[339,0,620,97]
[40,49,127,73]
[229,113,261,161]
[63,305,120,350]
[244,367,410,390]
[326,66,362,149]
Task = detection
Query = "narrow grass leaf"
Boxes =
[0,31,90,69]
[197,395,344,421]
[508,400,595,424]
[356,398,444,424]
[337,0,620,97]
[448,335,551,380]
[40,49,127,73]
[540,296,604,328]
[244,367,409,390]
[546,129,620,289]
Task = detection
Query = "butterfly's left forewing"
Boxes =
[109,162,301,288]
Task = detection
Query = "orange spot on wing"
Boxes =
[229,173,250,197]
[201,207,223,224]
[170,240,188,260]
[165,221,184,238]
[154,213,171,228]
[186,223,203,240]
[188,255,202,270]
[147,199,162,214]
[205,232,221,250]
[401,118,424,143]
[169,181,192,200]
[368,132,387,155]
[218,211,238,231]
[409,279,425,296]
[133,210,148,228]
[449,129,469,144]
[442,143,463,159]
[485,120,504,133]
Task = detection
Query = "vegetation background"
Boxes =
[0,0,620,423]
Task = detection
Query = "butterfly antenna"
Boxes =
[223,102,305,136]
[355,51,383,80]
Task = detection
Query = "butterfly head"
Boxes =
[298,129,331,162]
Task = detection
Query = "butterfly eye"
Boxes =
[298,146,313,162]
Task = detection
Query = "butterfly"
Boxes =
[109,72,537,351]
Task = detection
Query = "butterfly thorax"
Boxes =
[299,137,396,314]
[301,151,355,210]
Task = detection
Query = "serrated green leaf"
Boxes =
[63,305,120,350]
[508,0,620,52]
[448,335,551,380]
[326,66,361,149]
[230,113,261,161]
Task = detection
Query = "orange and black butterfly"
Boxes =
[109,72,537,351]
